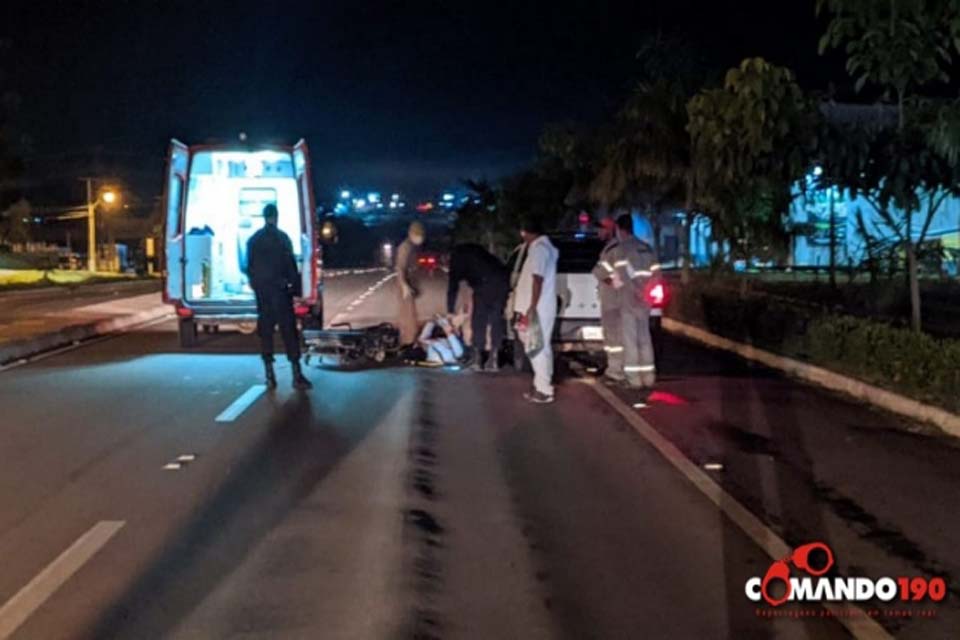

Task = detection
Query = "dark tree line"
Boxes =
[455,1,960,331]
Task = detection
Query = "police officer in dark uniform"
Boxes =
[246,203,312,390]
[446,243,510,371]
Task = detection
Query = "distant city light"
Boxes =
[367,192,381,203]
[340,190,351,199]
[442,193,455,202]
[391,193,400,201]
[354,198,367,208]
[812,166,823,177]
[389,201,397,209]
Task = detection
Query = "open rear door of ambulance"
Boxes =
[163,140,189,304]
[162,140,196,346]
[293,140,322,328]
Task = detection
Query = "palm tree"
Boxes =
[591,79,695,281]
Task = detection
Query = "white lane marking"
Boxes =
[328,272,397,326]
[215,384,267,422]
[584,380,894,640]
[0,520,125,639]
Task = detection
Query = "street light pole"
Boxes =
[85,178,97,272]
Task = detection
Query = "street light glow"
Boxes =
[101,190,118,205]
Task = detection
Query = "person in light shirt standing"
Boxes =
[395,221,425,347]
[512,216,559,404]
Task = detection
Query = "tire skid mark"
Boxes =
[403,377,446,639]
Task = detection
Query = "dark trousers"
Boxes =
[471,285,508,352]
[255,289,301,363]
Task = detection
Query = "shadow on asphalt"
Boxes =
[84,376,406,639]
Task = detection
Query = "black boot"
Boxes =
[292,361,313,390]
[263,358,278,390]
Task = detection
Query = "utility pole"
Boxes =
[85,178,97,272]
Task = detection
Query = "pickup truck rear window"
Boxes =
[553,238,605,273]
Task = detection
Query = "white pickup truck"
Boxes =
[506,232,665,367]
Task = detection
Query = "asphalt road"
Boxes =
[0,269,957,639]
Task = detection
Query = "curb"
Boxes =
[662,317,960,439]
[0,306,171,367]
[0,279,159,300]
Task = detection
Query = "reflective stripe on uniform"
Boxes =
[614,259,652,280]
[604,346,624,353]
[650,263,662,272]
[600,261,614,272]
[624,365,656,372]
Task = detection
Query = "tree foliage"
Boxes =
[817,0,960,112]
[0,198,31,246]
[591,79,690,212]
[687,58,819,262]
[538,122,608,210]
[453,179,506,255]
[590,31,717,214]
[454,165,573,258]
[818,0,960,330]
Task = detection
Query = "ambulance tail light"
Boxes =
[294,303,311,318]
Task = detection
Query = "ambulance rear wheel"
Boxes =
[178,318,198,348]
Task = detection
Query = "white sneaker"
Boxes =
[523,390,555,404]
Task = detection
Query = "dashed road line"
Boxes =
[328,272,397,326]
[0,521,125,639]
[215,384,267,423]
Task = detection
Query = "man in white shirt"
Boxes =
[512,216,559,403]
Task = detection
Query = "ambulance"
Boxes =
[161,139,326,347]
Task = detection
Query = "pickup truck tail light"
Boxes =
[645,282,667,308]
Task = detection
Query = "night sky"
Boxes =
[3,1,839,200]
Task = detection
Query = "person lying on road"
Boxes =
[415,314,466,366]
